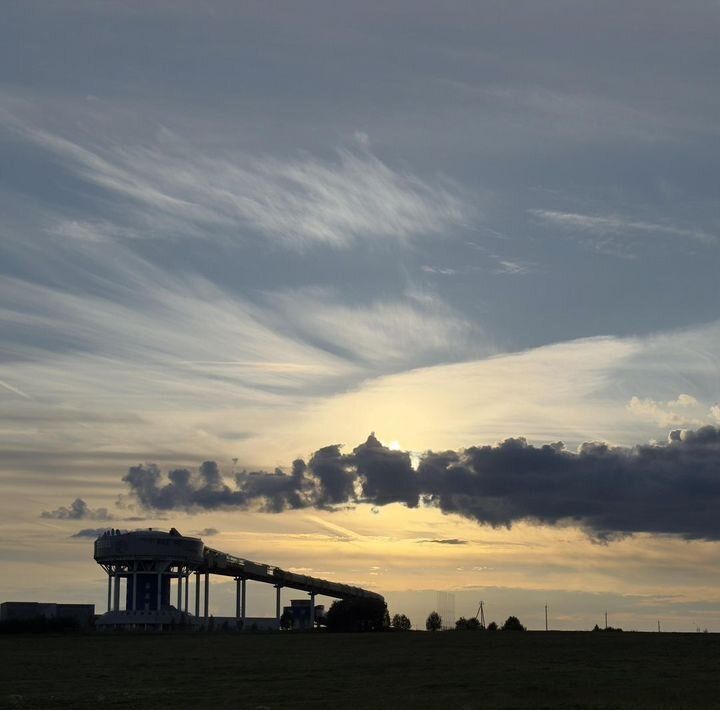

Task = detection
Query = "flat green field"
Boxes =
[1,631,720,710]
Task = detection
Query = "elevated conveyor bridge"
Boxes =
[94,528,382,629]
[202,546,382,600]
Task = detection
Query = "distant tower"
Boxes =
[477,600,486,627]
[436,591,455,630]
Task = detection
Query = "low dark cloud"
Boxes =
[418,538,468,545]
[416,428,720,540]
[42,498,113,520]
[70,527,115,538]
[353,433,419,507]
[197,527,219,537]
[118,427,720,540]
[122,459,313,514]
[308,445,355,507]
[41,499,161,523]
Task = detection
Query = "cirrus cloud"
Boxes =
[7,115,472,250]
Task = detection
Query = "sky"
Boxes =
[1,0,720,631]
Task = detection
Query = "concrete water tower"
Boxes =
[94,528,204,629]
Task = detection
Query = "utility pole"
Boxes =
[545,604,548,631]
[604,611,608,630]
[658,620,661,633]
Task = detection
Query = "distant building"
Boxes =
[436,591,456,630]
[282,599,325,630]
[0,602,95,628]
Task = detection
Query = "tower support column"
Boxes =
[241,578,246,624]
[235,577,242,627]
[204,572,210,624]
[177,573,182,610]
[195,571,200,618]
[113,573,120,611]
[107,574,112,612]
[309,591,315,629]
[275,585,282,628]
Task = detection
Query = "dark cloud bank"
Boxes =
[116,427,720,540]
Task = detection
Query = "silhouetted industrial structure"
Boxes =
[282,599,326,630]
[0,602,95,627]
[94,528,382,630]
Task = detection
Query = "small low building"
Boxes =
[0,602,95,628]
[282,599,325,630]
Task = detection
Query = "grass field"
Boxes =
[2,631,720,709]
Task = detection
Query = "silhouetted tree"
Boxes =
[501,615,526,631]
[466,617,481,630]
[455,617,468,630]
[280,610,292,630]
[487,621,498,632]
[593,624,623,633]
[391,613,412,631]
[426,611,442,631]
[326,597,389,632]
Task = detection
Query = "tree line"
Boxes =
[321,598,527,633]
[424,611,526,632]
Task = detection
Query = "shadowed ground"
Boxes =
[1,631,719,709]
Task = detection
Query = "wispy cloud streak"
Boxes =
[8,118,471,249]
[531,209,716,245]
[0,379,31,399]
